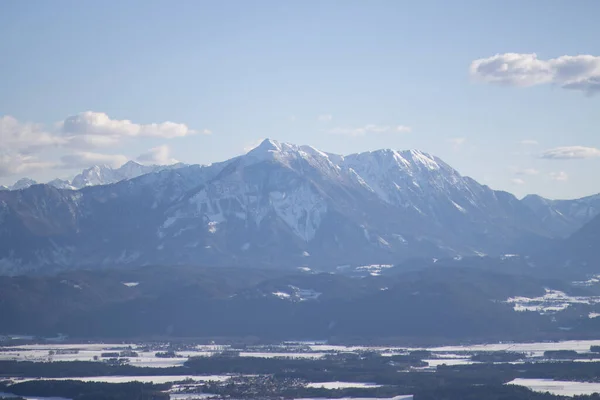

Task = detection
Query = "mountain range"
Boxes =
[0,161,185,191]
[0,139,598,275]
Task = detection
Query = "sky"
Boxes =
[1,0,599,199]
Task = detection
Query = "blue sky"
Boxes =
[1,0,599,199]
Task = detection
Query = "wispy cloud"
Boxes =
[317,114,332,122]
[470,53,600,96]
[0,112,203,177]
[328,124,411,137]
[60,111,202,142]
[540,146,600,159]
[136,145,178,165]
[511,178,526,185]
[59,152,128,169]
[0,152,55,177]
[549,171,569,181]
[512,167,539,176]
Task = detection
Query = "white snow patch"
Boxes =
[306,382,382,389]
[573,275,600,287]
[506,289,600,315]
[508,378,600,397]
[356,264,393,276]
[377,236,390,247]
[7,376,230,385]
[451,201,466,213]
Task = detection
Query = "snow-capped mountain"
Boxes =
[6,178,39,191]
[2,161,186,192]
[0,139,595,274]
[68,160,186,189]
[521,193,600,237]
[47,178,76,190]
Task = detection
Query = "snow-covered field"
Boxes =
[0,393,70,400]
[508,378,600,396]
[506,289,600,314]
[306,382,382,389]
[297,397,413,400]
[169,394,215,400]
[421,358,478,367]
[8,375,231,385]
[425,339,600,357]
[5,339,600,374]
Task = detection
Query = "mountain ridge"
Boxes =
[0,139,597,274]
[0,160,186,191]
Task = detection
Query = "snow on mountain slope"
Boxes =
[8,178,39,190]
[70,160,185,188]
[0,139,592,273]
[155,139,546,266]
[522,193,600,237]
[4,161,187,192]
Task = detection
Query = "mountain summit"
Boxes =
[0,140,596,274]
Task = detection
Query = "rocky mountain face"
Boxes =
[0,139,596,274]
[540,213,600,272]
[2,178,40,191]
[521,193,600,237]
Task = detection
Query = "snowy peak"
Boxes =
[246,139,309,164]
[69,161,186,189]
[1,139,597,273]
[4,161,185,192]
[243,139,341,179]
[9,178,39,190]
[47,179,75,190]
[402,149,443,171]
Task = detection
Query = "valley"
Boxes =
[1,141,600,400]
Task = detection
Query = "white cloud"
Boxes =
[59,152,128,169]
[512,167,539,176]
[0,115,64,152]
[470,53,600,95]
[520,139,539,145]
[511,178,526,185]
[65,134,122,148]
[0,152,55,177]
[60,111,200,139]
[540,146,600,159]
[0,112,203,176]
[318,114,333,122]
[549,171,569,181]
[328,124,411,137]
[136,145,178,165]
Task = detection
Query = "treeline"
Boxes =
[0,360,187,378]
[0,380,169,400]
